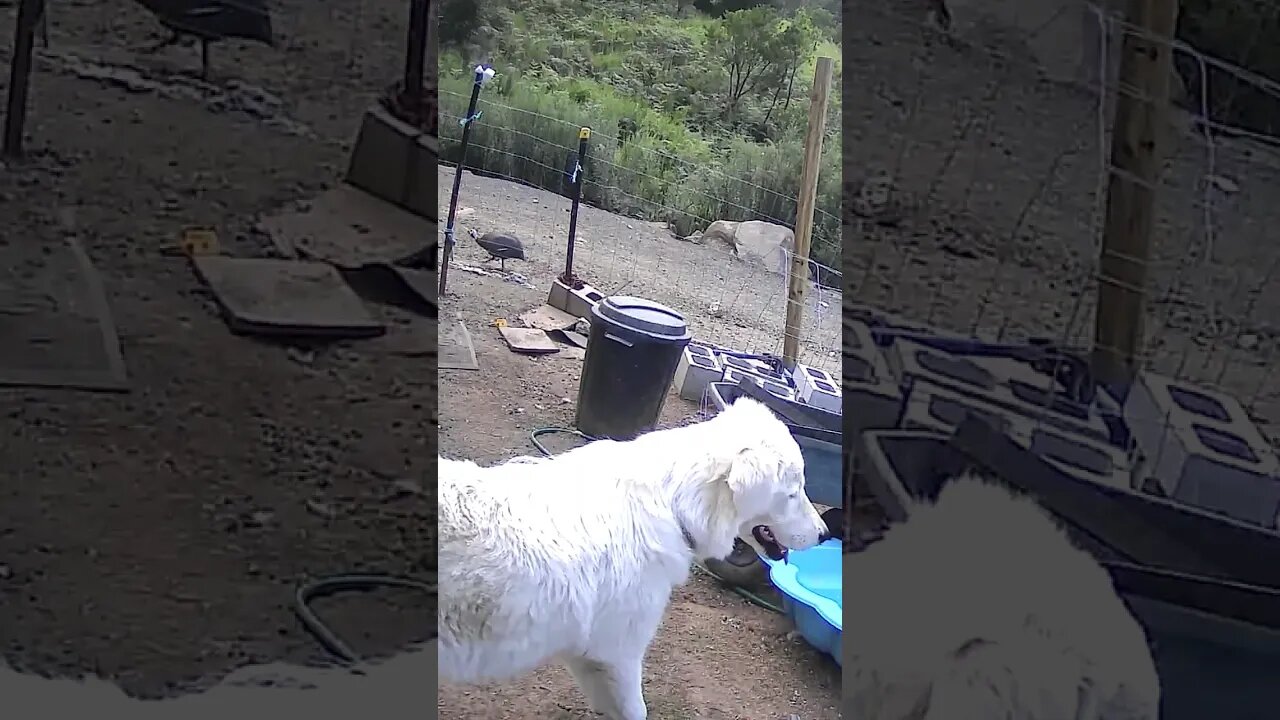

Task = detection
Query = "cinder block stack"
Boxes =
[1125,372,1280,527]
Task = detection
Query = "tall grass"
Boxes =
[438,69,841,270]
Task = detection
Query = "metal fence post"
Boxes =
[438,64,493,296]
[562,127,590,283]
[3,0,44,159]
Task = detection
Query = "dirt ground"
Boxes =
[436,175,840,717]
[442,166,842,375]
[0,0,430,698]
[845,4,1280,438]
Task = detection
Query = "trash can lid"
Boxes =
[595,295,689,339]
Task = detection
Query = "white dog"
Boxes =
[0,642,435,717]
[843,475,1160,720]
[438,398,830,720]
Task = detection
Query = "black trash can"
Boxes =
[575,295,692,440]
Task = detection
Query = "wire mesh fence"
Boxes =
[844,0,1280,524]
[440,85,842,372]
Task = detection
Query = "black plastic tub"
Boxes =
[1108,563,1280,719]
[576,295,691,440]
[947,417,1280,589]
[861,423,1280,587]
[705,380,841,434]
[857,429,1280,718]
[706,381,842,507]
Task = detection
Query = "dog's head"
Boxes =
[690,398,830,561]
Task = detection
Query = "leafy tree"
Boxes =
[760,9,825,130]
[437,0,483,47]
[705,7,790,121]
[437,0,510,51]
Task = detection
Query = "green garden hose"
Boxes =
[295,576,434,665]
[694,562,786,614]
[530,426,593,457]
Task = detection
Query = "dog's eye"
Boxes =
[788,492,799,499]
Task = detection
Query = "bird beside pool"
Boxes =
[469,228,526,272]
[132,0,275,80]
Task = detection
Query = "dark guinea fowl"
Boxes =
[469,228,526,272]
[133,0,275,79]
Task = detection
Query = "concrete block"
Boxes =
[842,319,901,433]
[1124,372,1280,527]
[404,130,436,219]
[719,355,788,384]
[977,354,1114,441]
[674,344,722,402]
[885,339,1111,444]
[345,103,433,219]
[843,318,893,385]
[722,367,794,401]
[885,337,996,392]
[1015,424,1135,491]
[547,278,604,320]
[900,380,1016,437]
[791,363,841,415]
[900,379,1135,492]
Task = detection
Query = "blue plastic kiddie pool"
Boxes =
[761,539,843,665]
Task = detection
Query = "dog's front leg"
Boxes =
[564,655,646,720]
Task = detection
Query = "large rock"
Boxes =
[693,219,801,276]
[923,0,1188,154]
[698,220,741,252]
[734,220,795,276]
[923,0,1182,96]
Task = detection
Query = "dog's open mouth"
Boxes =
[752,525,787,561]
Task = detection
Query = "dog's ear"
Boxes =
[681,452,750,559]
[721,448,776,519]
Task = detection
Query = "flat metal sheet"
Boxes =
[259,183,435,266]
[0,237,128,391]
[499,326,559,354]
[192,256,383,338]
[519,304,579,333]
[439,320,478,370]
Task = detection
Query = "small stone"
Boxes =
[305,499,336,519]
[1208,174,1240,194]
[244,510,274,528]
[390,479,425,497]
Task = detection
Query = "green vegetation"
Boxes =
[438,0,842,270]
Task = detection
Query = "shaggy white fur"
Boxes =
[437,398,830,720]
[0,641,435,718]
[843,476,1159,720]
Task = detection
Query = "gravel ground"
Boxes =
[845,2,1280,440]
[442,166,842,374]
[435,274,841,719]
[0,0,431,697]
[435,29,846,715]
